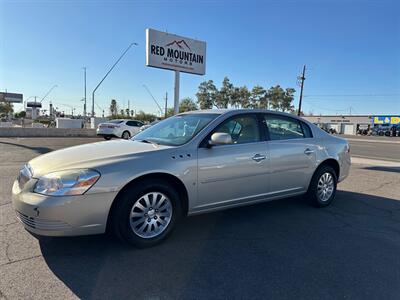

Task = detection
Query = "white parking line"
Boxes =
[351,156,400,167]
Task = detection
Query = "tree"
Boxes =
[230,87,241,108]
[239,86,251,108]
[109,99,118,117]
[135,110,158,123]
[0,102,13,116]
[196,80,217,109]
[179,97,198,112]
[268,85,295,112]
[281,88,296,112]
[215,77,233,109]
[125,108,130,117]
[14,111,26,118]
[250,85,267,108]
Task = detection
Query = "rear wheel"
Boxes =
[104,136,111,140]
[122,131,131,139]
[111,180,182,247]
[306,165,337,207]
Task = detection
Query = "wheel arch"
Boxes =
[106,172,189,232]
[121,130,131,138]
[316,158,340,180]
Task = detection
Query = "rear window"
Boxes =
[301,121,313,138]
[109,120,123,124]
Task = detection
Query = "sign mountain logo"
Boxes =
[165,39,191,51]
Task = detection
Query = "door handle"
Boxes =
[252,154,267,162]
[304,148,315,155]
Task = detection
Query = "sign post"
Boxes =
[174,71,180,115]
[146,28,206,115]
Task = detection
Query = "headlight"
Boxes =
[34,169,100,196]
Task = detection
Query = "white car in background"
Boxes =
[97,119,144,140]
[139,120,160,132]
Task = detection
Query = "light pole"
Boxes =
[40,84,58,103]
[91,42,138,117]
[142,84,164,117]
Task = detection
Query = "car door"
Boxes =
[196,113,270,211]
[126,121,142,136]
[262,113,317,195]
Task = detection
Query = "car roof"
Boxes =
[179,109,307,122]
[106,119,142,122]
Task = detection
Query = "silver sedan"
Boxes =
[12,110,350,247]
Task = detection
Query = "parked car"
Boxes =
[12,110,350,247]
[96,119,144,140]
[390,125,400,137]
[372,126,387,136]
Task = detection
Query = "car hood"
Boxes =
[29,140,169,177]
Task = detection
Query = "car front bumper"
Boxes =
[12,180,116,237]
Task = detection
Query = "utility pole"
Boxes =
[297,65,306,116]
[92,42,138,117]
[83,67,87,118]
[165,92,168,118]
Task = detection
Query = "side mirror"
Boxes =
[209,132,233,146]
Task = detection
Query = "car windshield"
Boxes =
[132,113,218,146]
[108,120,124,124]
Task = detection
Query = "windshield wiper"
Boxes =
[137,139,158,146]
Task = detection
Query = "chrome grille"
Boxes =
[16,211,71,231]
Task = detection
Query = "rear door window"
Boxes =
[263,115,306,140]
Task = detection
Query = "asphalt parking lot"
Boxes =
[1,136,399,299]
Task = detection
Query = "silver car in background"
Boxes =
[12,110,350,247]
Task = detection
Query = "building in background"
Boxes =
[303,115,400,135]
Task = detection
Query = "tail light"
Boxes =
[346,144,350,153]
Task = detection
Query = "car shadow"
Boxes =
[0,141,52,154]
[39,191,400,299]
[363,166,400,174]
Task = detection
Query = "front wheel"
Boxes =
[306,165,337,207]
[111,180,182,247]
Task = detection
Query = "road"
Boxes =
[1,137,400,299]
[342,135,400,162]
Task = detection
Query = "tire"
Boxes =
[122,131,131,139]
[104,136,111,140]
[306,165,337,207]
[111,179,182,248]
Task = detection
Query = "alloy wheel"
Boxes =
[129,192,173,238]
[317,172,334,202]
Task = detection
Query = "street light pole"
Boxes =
[91,42,138,117]
[40,84,58,103]
[142,84,164,116]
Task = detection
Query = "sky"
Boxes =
[1,0,399,117]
